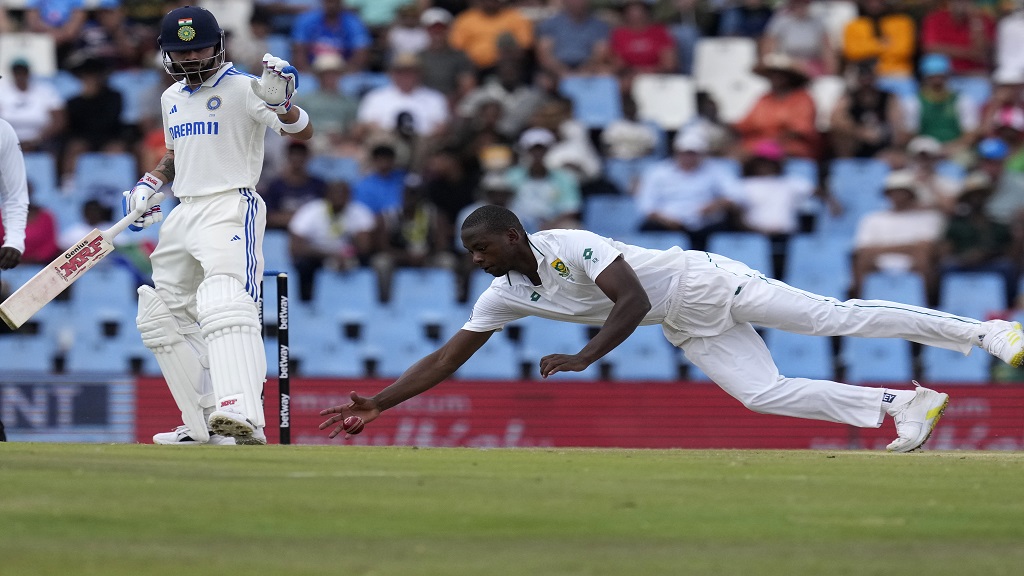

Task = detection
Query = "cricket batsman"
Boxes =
[129,6,313,445]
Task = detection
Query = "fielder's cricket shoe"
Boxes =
[153,425,236,445]
[977,320,1024,367]
[208,410,267,445]
[886,383,949,453]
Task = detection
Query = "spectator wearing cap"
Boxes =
[903,135,960,214]
[830,62,908,158]
[535,0,611,80]
[979,68,1024,140]
[449,0,534,71]
[295,52,359,151]
[937,171,1018,305]
[851,170,946,300]
[736,139,816,278]
[24,0,88,62]
[353,143,407,216]
[386,4,430,56]
[458,58,547,139]
[355,52,450,141]
[980,133,1024,231]
[635,129,743,252]
[904,53,979,153]
[418,7,477,103]
[503,127,581,231]
[734,53,820,159]
[371,174,458,302]
[761,0,836,77]
[0,59,65,154]
[288,180,376,302]
[291,0,371,72]
[609,0,676,81]
[262,141,328,230]
[841,0,916,81]
[921,0,995,76]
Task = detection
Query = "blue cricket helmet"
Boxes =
[158,6,226,84]
[158,5,223,52]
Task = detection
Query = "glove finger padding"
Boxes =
[252,52,298,112]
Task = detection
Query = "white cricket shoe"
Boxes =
[208,410,267,445]
[886,384,949,453]
[153,425,236,445]
[978,320,1024,368]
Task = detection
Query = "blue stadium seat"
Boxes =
[23,152,58,199]
[936,160,966,183]
[455,334,521,380]
[939,272,1008,321]
[262,229,292,273]
[386,268,461,326]
[604,157,656,195]
[583,195,643,237]
[516,317,600,380]
[70,265,139,306]
[764,329,835,380]
[467,270,497,302]
[360,315,436,378]
[74,152,137,196]
[948,76,992,106]
[603,324,679,380]
[307,155,361,183]
[828,158,889,209]
[559,75,623,128]
[313,267,380,315]
[843,337,913,384]
[876,76,917,98]
[264,34,292,63]
[785,234,852,296]
[862,271,927,307]
[707,232,772,275]
[921,346,990,383]
[784,158,818,184]
[108,68,162,124]
[50,70,82,99]
[704,157,741,177]
[0,334,59,371]
[289,309,364,378]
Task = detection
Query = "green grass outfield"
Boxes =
[1,445,1023,576]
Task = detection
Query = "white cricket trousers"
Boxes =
[150,189,266,320]
[661,252,981,428]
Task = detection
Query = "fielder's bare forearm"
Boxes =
[152,150,176,183]
[373,330,492,411]
[577,292,650,364]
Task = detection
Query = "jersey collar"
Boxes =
[506,234,546,286]
[178,62,234,94]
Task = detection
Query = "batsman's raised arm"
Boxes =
[319,328,494,438]
[250,52,314,141]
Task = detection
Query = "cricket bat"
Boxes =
[0,206,146,329]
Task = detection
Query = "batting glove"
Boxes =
[250,53,299,114]
[122,173,166,231]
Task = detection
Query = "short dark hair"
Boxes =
[461,205,524,234]
[370,144,396,159]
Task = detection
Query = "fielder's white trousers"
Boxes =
[661,252,981,428]
[150,189,266,320]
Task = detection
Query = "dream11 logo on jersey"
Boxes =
[55,236,107,282]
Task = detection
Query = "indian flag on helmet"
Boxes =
[178,18,193,25]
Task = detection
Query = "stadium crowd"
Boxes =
[1,0,1024,381]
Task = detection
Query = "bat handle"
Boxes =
[102,205,149,239]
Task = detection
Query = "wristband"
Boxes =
[280,107,309,134]
[139,172,165,192]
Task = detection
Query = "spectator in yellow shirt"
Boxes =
[449,0,534,71]
[842,0,916,79]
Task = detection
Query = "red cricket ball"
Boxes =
[343,416,364,435]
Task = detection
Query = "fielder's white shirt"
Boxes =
[161,62,284,198]
[463,229,688,332]
[0,118,28,252]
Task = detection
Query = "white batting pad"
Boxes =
[137,286,213,443]
[197,275,267,427]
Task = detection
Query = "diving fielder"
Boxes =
[129,6,313,445]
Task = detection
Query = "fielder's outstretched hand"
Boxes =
[539,353,592,378]
[251,53,298,114]
[319,391,381,439]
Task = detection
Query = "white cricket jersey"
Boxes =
[161,62,283,198]
[463,229,688,332]
[0,118,28,252]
